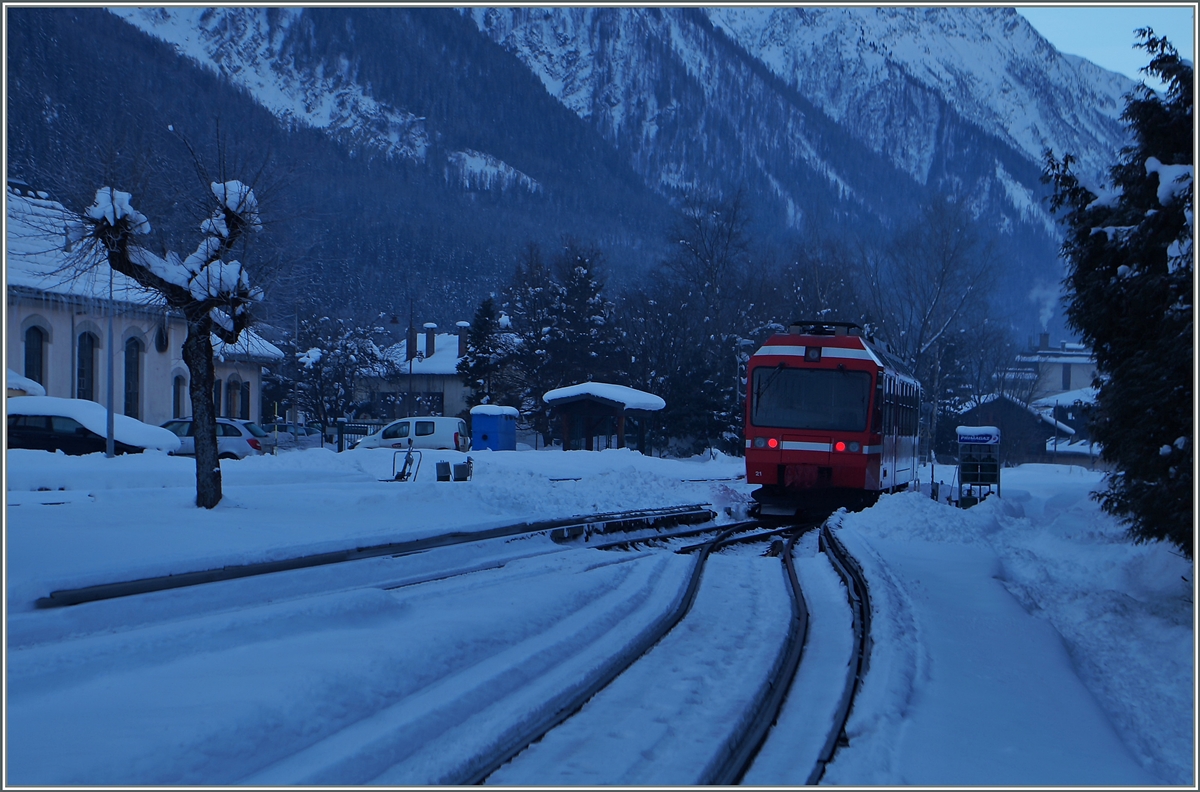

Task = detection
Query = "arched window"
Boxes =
[173,375,187,418]
[77,332,98,401]
[239,381,251,420]
[124,338,142,419]
[24,326,45,386]
[227,379,241,421]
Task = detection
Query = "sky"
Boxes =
[1018,5,1195,90]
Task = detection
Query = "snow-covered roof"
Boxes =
[470,405,519,417]
[7,369,46,396]
[543,383,666,412]
[959,392,1075,435]
[1046,438,1101,456]
[213,330,284,362]
[382,334,463,376]
[1030,387,1097,409]
[7,396,181,451]
[9,188,282,362]
[7,188,161,305]
[1016,347,1094,366]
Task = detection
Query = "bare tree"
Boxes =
[859,195,996,383]
[76,154,266,508]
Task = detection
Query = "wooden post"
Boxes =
[617,413,626,448]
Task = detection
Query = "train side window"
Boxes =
[872,375,884,434]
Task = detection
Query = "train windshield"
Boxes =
[751,367,872,431]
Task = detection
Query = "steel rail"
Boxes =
[457,524,744,785]
[702,526,814,785]
[33,503,716,609]
[807,522,873,784]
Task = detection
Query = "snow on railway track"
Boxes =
[481,519,876,786]
[7,507,878,787]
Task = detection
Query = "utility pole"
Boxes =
[105,267,115,457]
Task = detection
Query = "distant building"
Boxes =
[6,186,283,425]
[358,323,472,419]
[950,393,1078,466]
[1016,332,1097,401]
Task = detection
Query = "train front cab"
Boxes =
[744,330,920,517]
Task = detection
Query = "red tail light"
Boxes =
[834,441,846,452]
[454,432,460,450]
[248,439,261,451]
[767,438,779,449]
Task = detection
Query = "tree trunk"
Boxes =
[183,315,222,509]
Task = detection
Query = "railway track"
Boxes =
[808,521,873,784]
[14,506,874,786]
[471,518,873,786]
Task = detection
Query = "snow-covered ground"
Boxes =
[5,447,1193,785]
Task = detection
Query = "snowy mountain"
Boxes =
[466,7,1132,235]
[12,7,1139,333]
[705,7,1131,187]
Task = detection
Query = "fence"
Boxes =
[333,420,388,452]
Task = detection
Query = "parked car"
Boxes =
[353,417,470,451]
[261,423,325,451]
[8,396,181,455]
[160,418,268,459]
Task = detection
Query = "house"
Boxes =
[6,185,283,426]
[1016,333,1097,401]
[357,322,472,419]
[946,392,1077,465]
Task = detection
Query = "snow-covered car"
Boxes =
[7,396,181,455]
[160,418,268,459]
[353,417,470,451]
[261,423,324,451]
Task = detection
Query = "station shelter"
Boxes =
[543,382,665,452]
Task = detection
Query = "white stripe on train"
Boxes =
[751,344,881,363]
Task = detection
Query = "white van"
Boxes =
[353,417,470,451]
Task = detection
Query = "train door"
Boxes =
[895,380,915,485]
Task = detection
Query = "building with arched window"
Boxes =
[6,185,283,424]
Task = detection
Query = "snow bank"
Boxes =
[8,396,181,452]
[828,466,1192,785]
[7,369,46,396]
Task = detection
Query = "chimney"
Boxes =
[1039,332,1050,350]
[423,323,437,358]
[456,321,470,357]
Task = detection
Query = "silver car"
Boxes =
[261,423,325,451]
[161,418,268,459]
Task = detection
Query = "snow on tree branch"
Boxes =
[85,187,152,235]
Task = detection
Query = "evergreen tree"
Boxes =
[1043,30,1193,556]
[457,296,518,407]
[503,244,563,441]
[546,239,621,387]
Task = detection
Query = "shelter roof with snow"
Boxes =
[543,382,666,412]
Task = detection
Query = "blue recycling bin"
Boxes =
[470,405,518,451]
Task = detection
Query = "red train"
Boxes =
[744,321,922,517]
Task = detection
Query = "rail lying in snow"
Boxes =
[33,503,716,609]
